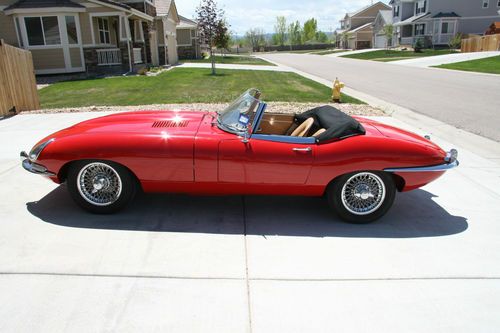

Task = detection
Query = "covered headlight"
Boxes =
[29,138,55,161]
[445,149,458,163]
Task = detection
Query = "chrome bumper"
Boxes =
[20,151,56,176]
[385,149,459,173]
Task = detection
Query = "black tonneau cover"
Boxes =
[295,105,366,143]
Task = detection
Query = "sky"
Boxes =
[176,0,390,36]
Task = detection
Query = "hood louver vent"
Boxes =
[152,120,189,128]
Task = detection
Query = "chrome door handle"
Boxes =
[292,147,312,152]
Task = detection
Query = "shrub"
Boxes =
[413,38,424,53]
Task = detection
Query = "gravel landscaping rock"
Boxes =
[23,102,386,117]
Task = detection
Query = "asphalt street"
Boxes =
[0,112,499,332]
[259,53,500,142]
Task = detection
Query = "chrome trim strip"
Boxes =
[21,156,56,177]
[252,134,316,144]
[385,160,459,173]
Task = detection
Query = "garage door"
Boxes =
[374,35,387,49]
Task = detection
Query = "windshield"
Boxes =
[217,89,261,134]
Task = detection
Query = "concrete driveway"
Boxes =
[1,112,500,332]
[259,53,500,142]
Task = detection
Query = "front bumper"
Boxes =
[384,149,459,173]
[20,151,56,176]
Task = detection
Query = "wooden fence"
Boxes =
[0,39,39,116]
[461,34,500,53]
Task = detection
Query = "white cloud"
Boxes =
[176,0,389,35]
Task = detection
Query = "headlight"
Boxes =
[29,138,55,161]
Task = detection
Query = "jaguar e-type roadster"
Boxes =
[21,89,458,223]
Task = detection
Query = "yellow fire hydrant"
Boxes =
[332,78,345,103]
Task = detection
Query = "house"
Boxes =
[335,1,391,49]
[0,0,181,75]
[176,15,200,59]
[373,10,393,48]
[390,0,500,47]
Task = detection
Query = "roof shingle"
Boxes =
[5,0,84,10]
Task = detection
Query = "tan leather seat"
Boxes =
[290,117,314,137]
[311,128,326,137]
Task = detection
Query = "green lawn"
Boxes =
[434,55,500,74]
[341,49,459,62]
[181,55,274,66]
[39,68,364,109]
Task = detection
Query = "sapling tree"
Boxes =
[196,0,225,74]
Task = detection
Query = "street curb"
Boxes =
[258,56,500,164]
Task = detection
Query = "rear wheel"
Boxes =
[67,161,137,214]
[327,171,396,224]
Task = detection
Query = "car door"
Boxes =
[218,137,314,184]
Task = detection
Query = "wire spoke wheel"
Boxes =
[77,162,122,206]
[341,172,386,216]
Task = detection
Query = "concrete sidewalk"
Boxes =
[390,51,500,68]
[324,48,377,57]
[1,111,500,332]
[178,62,292,72]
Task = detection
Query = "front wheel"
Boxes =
[327,171,396,224]
[67,161,137,214]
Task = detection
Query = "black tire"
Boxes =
[67,160,137,214]
[327,171,396,224]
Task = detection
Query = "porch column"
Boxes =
[150,30,159,66]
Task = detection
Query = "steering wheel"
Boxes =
[291,117,314,137]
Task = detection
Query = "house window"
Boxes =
[415,0,427,14]
[482,0,489,8]
[393,5,400,17]
[97,17,110,44]
[498,0,500,7]
[414,24,425,36]
[65,16,78,44]
[24,16,61,46]
[441,22,451,34]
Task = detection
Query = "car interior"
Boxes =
[255,112,325,138]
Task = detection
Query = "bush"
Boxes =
[413,38,424,53]
[448,33,463,50]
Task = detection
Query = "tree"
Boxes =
[302,18,318,43]
[196,0,224,75]
[340,31,350,49]
[214,20,231,56]
[316,31,329,43]
[448,33,463,50]
[288,21,302,48]
[382,24,394,50]
[273,16,287,46]
[245,28,265,51]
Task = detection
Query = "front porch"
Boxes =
[83,13,153,74]
[396,18,459,47]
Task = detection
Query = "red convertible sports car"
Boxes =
[21,89,458,223]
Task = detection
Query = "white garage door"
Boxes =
[374,34,387,49]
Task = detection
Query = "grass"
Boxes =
[341,49,459,62]
[39,68,365,109]
[181,55,274,66]
[433,55,500,74]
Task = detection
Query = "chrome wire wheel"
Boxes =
[77,162,123,207]
[341,172,386,216]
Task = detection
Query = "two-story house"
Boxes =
[335,1,391,49]
[391,0,500,47]
[0,0,182,75]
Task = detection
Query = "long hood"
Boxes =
[51,111,207,139]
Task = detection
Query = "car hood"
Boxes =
[49,110,207,139]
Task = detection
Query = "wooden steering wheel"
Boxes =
[291,117,314,137]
